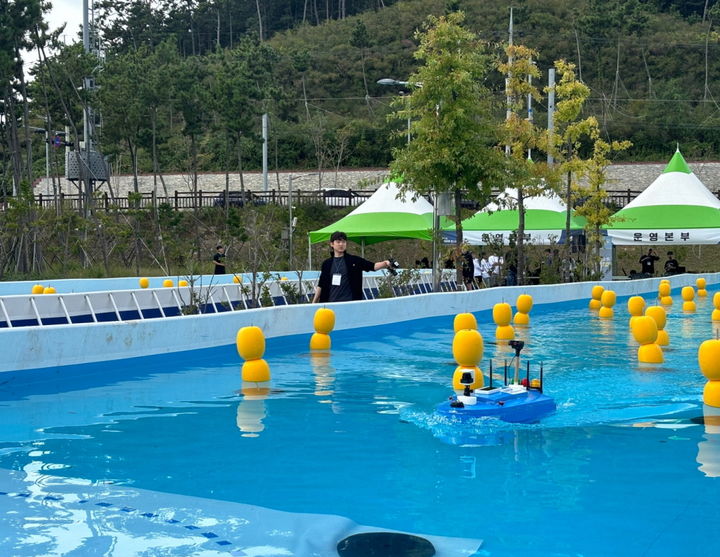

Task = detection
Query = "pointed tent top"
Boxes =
[663,149,692,174]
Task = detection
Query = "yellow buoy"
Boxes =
[237,326,271,382]
[631,315,663,363]
[163,279,174,288]
[310,308,335,350]
[697,277,708,297]
[645,305,669,346]
[493,302,514,340]
[513,294,533,326]
[681,286,696,313]
[699,339,720,407]
[451,328,484,390]
[453,312,477,332]
[599,290,616,319]
[627,296,645,327]
[178,279,189,287]
[589,285,604,310]
[139,277,149,289]
[658,282,671,305]
[43,286,56,294]
[233,275,242,284]
[31,284,44,294]
[713,292,720,322]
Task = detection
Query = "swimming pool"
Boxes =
[1,293,720,556]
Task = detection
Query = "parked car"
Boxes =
[322,188,358,207]
[213,191,266,208]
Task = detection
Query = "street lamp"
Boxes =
[377,78,412,145]
[377,77,442,292]
[288,172,318,270]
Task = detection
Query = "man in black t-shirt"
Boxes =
[664,251,680,275]
[312,231,392,303]
[639,248,659,276]
[213,245,227,274]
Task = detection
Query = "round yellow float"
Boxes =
[681,286,696,313]
[645,305,669,346]
[713,292,720,322]
[513,294,533,326]
[310,308,335,350]
[237,326,271,382]
[31,284,44,294]
[599,290,616,319]
[139,277,149,289]
[589,285,604,310]
[163,279,174,288]
[452,328,484,391]
[43,286,56,294]
[493,302,514,340]
[699,339,720,407]
[631,315,663,363]
[627,296,645,327]
[697,277,708,297]
[453,312,477,332]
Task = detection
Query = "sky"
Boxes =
[48,0,85,44]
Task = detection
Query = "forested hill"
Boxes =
[8,0,720,191]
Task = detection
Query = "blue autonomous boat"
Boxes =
[436,340,556,424]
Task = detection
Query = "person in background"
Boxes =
[461,250,475,290]
[213,245,227,274]
[487,252,503,286]
[472,253,483,288]
[639,248,659,277]
[312,231,392,303]
[664,251,680,276]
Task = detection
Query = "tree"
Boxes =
[498,43,552,285]
[388,11,504,284]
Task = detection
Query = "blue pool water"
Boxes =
[2,295,720,556]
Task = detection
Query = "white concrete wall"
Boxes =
[1,273,716,374]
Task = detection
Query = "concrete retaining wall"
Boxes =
[33,162,720,197]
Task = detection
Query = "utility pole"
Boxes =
[547,68,555,166]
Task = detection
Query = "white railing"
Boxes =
[0,271,442,328]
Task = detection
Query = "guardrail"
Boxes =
[1,188,673,213]
[0,271,459,328]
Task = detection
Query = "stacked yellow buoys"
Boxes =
[513,294,533,326]
[163,279,174,287]
[453,312,477,332]
[659,281,672,306]
[310,308,335,350]
[631,315,663,363]
[452,327,484,391]
[627,296,645,327]
[645,305,669,346]
[713,293,720,322]
[589,285,604,310]
[139,277,150,289]
[32,284,57,294]
[599,290,616,319]
[681,286,696,313]
[699,339,720,407]
[237,326,271,382]
[493,303,514,340]
[697,277,708,297]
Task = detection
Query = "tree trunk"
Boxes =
[517,187,525,285]
[565,170,572,254]
[255,0,264,41]
[454,188,464,287]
